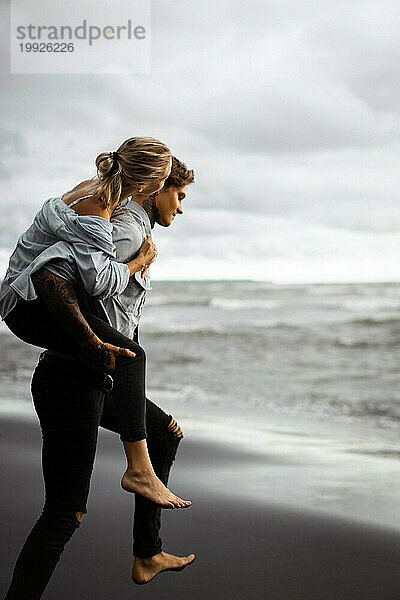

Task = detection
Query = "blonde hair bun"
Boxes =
[88,137,171,210]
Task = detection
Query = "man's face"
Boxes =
[155,185,187,227]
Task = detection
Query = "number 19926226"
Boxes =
[19,43,74,52]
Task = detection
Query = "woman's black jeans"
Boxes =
[5,297,147,442]
[4,349,183,600]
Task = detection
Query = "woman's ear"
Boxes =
[138,185,144,193]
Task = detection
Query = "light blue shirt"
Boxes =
[0,196,130,320]
[104,200,152,338]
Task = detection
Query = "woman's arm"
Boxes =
[71,233,157,300]
[31,268,135,372]
[30,229,158,369]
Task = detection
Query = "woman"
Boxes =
[0,137,191,510]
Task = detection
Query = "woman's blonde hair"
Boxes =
[87,137,171,210]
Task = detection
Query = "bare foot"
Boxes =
[132,551,196,585]
[121,469,192,509]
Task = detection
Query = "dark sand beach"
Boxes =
[1,415,400,599]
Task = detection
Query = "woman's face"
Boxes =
[155,185,187,227]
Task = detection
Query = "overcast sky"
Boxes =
[0,0,399,282]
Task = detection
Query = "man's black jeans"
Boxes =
[4,350,183,600]
[5,297,148,442]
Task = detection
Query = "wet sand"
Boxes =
[1,415,400,599]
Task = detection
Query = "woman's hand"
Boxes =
[137,234,158,277]
[82,336,136,373]
[125,234,158,277]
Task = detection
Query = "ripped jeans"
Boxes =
[4,347,183,600]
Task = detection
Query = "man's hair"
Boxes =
[164,156,195,189]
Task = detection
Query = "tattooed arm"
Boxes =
[31,267,135,373]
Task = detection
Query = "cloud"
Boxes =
[0,0,399,282]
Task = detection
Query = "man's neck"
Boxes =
[131,194,158,229]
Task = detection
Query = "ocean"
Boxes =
[1,280,399,432]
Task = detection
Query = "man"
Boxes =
[4,158,195,598]
[101,156,195,583]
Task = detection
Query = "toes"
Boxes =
[166,495,181,508]
[173,495,191,507]
[175,497,191,508]
[168,493,183,505]
[162,488,191,509]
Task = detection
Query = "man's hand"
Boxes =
[31,267,135,373]
[83,337,136,373]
